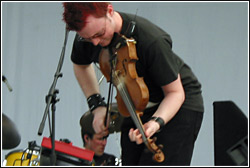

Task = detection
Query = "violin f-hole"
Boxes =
[122,59,127,75]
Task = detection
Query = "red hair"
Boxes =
[62,2,110,31]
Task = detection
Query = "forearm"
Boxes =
[153,74,185,125]
[74,63,108,134]
[73,63,100,98]
[153,90,185,125]
[134,74,185,139]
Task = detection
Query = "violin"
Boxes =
[99,35,165,163]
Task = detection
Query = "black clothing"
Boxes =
[70,12,204,165]
[93,153,116,166]
[79,153,116,166]
[121,105,203,165]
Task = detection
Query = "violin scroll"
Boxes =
[147,138,165,163]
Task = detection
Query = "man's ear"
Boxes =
[84,134,89,142]
[107,4,114,16]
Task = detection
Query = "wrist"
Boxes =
[150,116,165,131]
[92,106,106,115]
[87,93,107,112]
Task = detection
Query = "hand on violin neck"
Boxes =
[92,106,109,135]
[128,121,160,145]
[129,128,143,145]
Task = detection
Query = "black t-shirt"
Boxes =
[79,153,116,166]
[70,12,204,112]
[93,153,116,166]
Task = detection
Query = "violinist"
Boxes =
[62,2,204,166]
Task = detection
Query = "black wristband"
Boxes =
[87,94,107,112]
[150,116,165,131]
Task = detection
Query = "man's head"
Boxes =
[82,132,108,156]
[62,2,118,47]
[63,2,110,31]
[80,111,109,156]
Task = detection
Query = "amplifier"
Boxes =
[40,137,94,166]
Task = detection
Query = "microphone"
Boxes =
[125,21,136,38]
[2,75,13,92]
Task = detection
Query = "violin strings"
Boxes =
[113,73,148,143]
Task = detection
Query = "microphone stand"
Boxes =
[37,25,70,165]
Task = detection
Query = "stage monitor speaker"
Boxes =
[213,101,248,166]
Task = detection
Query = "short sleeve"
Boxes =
[145,36,183,86]
[71,34,102,65]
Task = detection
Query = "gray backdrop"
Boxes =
[1,2,248,166]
